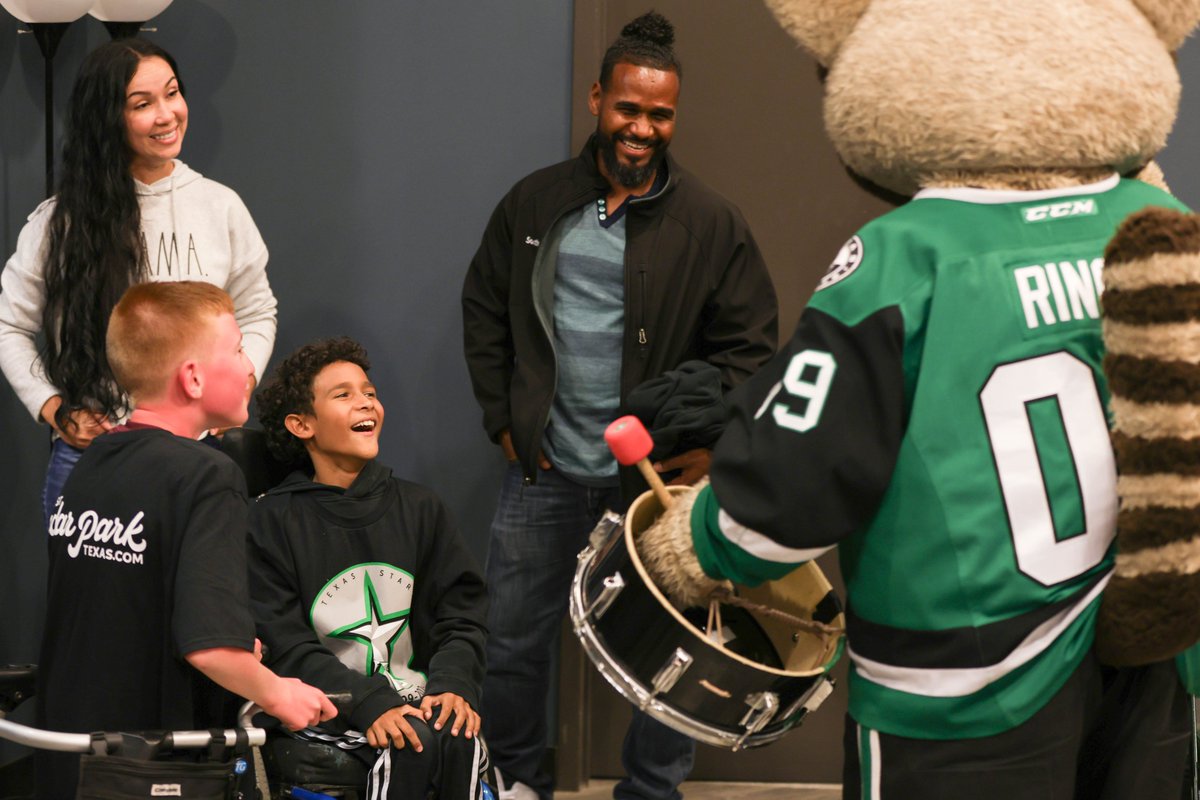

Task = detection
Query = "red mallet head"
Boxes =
[605,415,654,466]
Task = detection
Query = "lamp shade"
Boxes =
[87,0,170,21]
[0,0,93,22]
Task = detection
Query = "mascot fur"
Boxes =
[640,0,1200,721]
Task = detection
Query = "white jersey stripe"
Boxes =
[849,571,1110,697]
[869,728,882,800]
[717,509,834,563]
[913,174,1119,204]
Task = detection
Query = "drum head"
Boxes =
[625,487,844,678]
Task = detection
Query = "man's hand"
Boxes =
[499,429,550,470]
[260,677,338,732]
[656,447,711,486]
[40,396,112,449]
[420,692,480,738]
[366,705,425,751]
[498,429,518,462]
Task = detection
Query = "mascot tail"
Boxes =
[1096,206,1200,666]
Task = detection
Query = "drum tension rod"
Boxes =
[735,691,781,750]
[585,572,626,620]
[644,648,694,709]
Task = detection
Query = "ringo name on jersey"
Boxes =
[1013,257,1104,330]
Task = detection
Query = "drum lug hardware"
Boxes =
[585,572,625,620]
[734,691,780,750]
[803,678,835,713]
[780,677,834,722]
[588,510,625,550]
[642,648,693,708]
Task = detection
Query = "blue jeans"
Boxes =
[42,438,85,523]
[481,465,694,800]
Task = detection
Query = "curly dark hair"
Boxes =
[599,11,683,88]
[41,38,185,433]
[256,337,372,470]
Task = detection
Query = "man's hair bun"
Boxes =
[621,11,675,47]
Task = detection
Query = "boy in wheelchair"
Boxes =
[37,283,336,798]
[249,337,489,800]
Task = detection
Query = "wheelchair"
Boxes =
[0,664,375,800]
[0,663,264,799]
[1,429,490,799]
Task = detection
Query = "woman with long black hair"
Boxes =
[0,38,277,519]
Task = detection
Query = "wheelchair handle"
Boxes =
[237,692,353,730]
[0,717,267,753]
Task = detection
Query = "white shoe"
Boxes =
[491,770,539,800]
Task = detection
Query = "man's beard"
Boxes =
[596,128,667,189]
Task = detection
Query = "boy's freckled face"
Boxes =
[199,312,254,429]
[304,361,384,466]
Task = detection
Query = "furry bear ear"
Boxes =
[1131,0,1200,50]
[762,0,871,67]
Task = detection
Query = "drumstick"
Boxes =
[604,415,674,510]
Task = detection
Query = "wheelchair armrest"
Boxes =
[0,664,37,714]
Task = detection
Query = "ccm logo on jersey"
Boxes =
[816,236,864,291]
[1021,199,1097,223]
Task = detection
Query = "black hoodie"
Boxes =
[247,461,487,733]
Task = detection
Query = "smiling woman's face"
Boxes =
[124,55,188,184]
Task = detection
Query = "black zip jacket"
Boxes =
[247,461,488,734]
[462,137,778,498]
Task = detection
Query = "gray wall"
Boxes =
[3,0,1200,779]
[1161,41,1200,207]
[0,0,572,761]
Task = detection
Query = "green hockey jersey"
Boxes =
[693,176,1189,739]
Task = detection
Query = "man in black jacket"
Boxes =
[461,12,777,800]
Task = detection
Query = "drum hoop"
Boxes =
[569,561,828,749]
[619,494,841,678]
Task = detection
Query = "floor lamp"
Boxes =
[0,0,95,197]
[89,0,172,40]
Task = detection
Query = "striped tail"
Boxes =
[1096,206,1200,666]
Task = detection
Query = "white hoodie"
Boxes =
[0,160,276,421]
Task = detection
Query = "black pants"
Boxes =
[349,715,487,800]
[842,654,1190,800]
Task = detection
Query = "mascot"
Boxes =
[636,1,1200,797]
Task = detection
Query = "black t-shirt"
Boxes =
[35,427,255,798]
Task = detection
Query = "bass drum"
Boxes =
[569,486,845,750]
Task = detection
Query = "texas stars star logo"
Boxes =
[310,562,427,700]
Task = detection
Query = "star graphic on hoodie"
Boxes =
[330,572,411,680]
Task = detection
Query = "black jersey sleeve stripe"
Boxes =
[845,571,1107,670]
[710,306,906,551]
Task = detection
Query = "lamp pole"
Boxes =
[29,22,68,198]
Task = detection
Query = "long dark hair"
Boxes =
[40,38,185,431]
